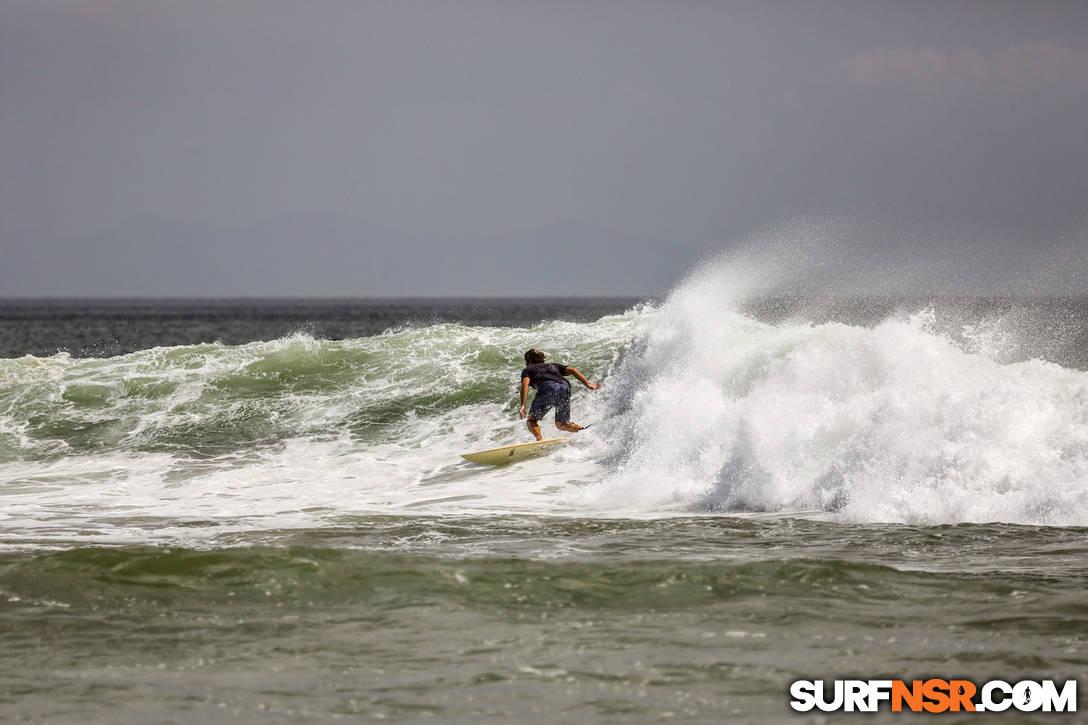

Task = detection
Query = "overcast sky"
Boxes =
[2,0,1087,297]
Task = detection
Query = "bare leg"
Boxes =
[527,417,543,441]
[556,421,584,433]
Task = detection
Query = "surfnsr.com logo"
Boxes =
[789,679,1077,713]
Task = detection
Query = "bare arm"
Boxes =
[518,377,530,418]
[566,367,601,390]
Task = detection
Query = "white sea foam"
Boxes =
[583,261,1088,526]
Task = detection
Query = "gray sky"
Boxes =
[2,0,1087,297]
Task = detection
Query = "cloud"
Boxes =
[848,43,1088,94]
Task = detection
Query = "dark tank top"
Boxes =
[520,362,569,389]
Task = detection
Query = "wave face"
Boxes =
[0,312,642,546]
[590,262,1088,525]
[3,278,1088,547]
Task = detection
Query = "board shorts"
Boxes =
[528,380,571,423]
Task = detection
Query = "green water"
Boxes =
[2,517,1085,723]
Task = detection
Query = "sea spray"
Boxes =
[587,264,1088,525]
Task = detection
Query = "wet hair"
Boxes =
[524,348,546,365]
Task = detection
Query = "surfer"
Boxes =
[518,348,601,440]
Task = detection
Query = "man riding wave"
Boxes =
[517,348,601,440]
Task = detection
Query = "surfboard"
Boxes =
[461,437,567,465]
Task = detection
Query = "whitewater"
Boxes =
[3,269,1088,552]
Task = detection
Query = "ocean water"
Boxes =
[1,279,1087,722]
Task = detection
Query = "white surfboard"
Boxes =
[461,437,568,465]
